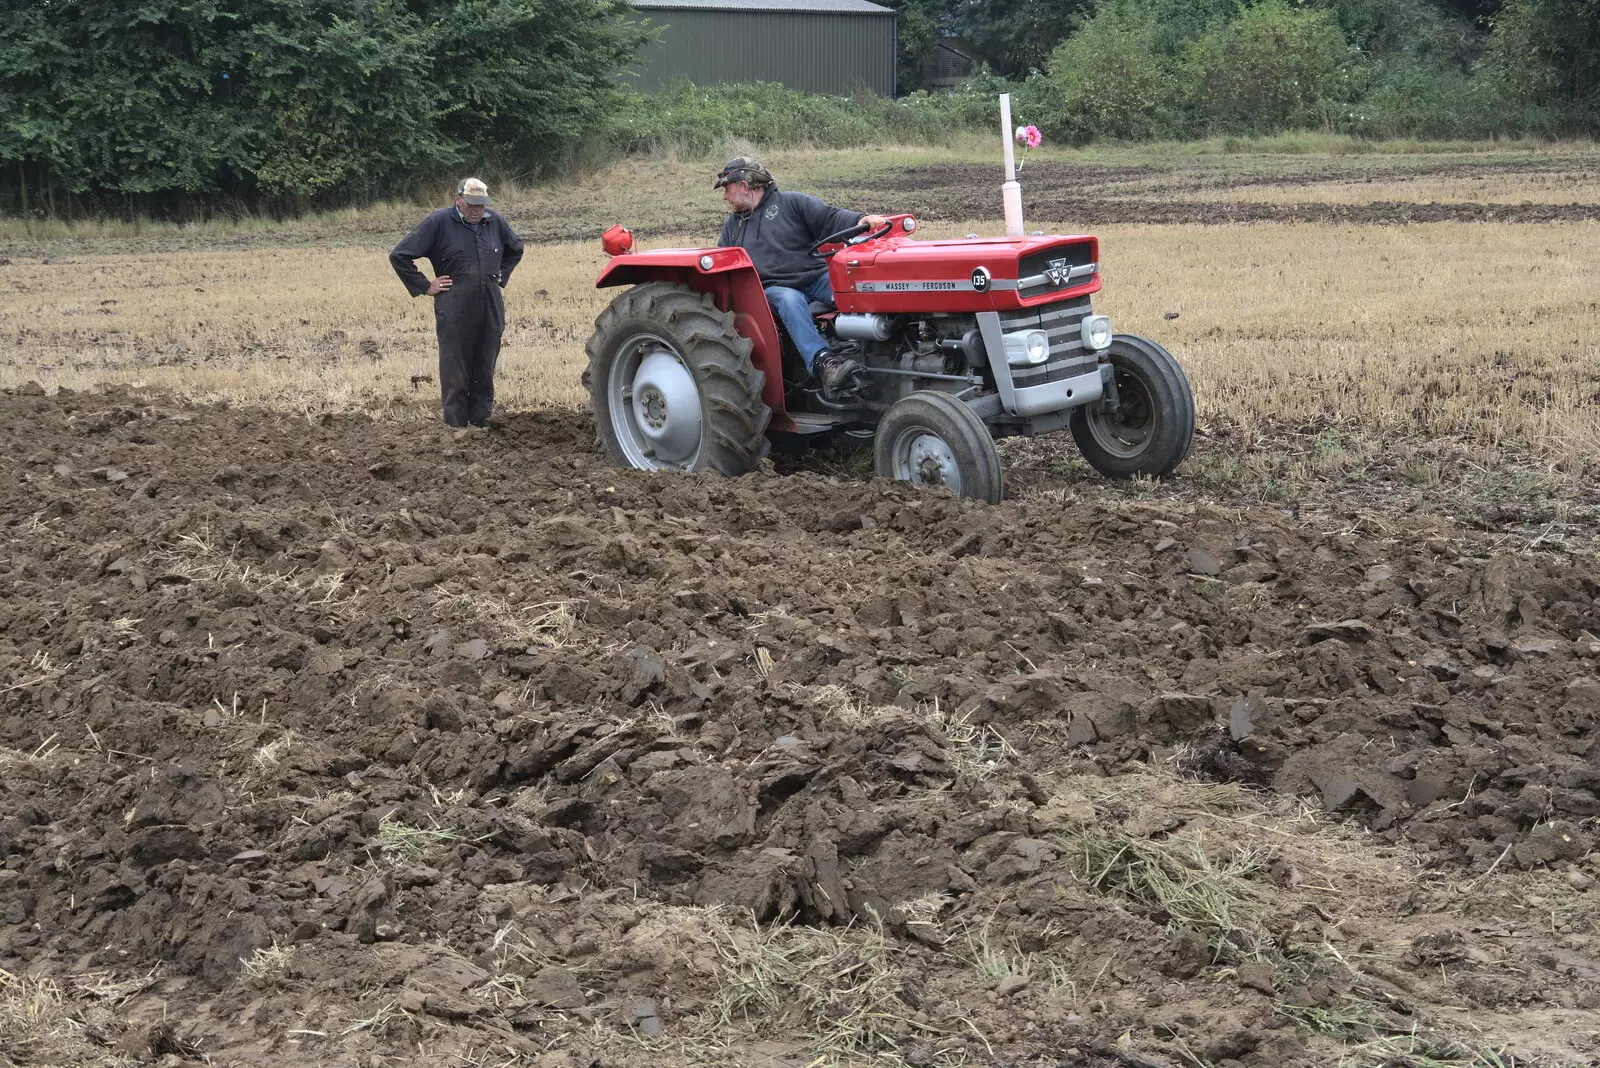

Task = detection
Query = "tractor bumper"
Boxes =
[976,311,1104,418]
[1009,367,1103,417]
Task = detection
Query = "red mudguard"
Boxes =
[596,248,794,430]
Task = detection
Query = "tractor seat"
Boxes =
[808,300,836,317]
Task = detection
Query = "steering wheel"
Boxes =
[811,220,893,258]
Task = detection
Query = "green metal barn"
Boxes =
[626,0,897,98]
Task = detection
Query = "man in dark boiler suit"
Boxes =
[390,178,525,427]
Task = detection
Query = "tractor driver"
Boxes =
[714,157,887,392]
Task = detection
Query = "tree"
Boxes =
[1437,0,1503,29]
[406,0,647,175]
[1186,0,1354,133]
[1306,0,1483,66]
[955,0,1094,77]
[239,0,450,198]
[0,0,259,206]
[880,0,955,93]
[0,0,649,212]
[1047,7,1182,141]
[1487,0,1600,123]
[1071,0,1236,63]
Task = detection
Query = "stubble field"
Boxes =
[2,143,1600,1068]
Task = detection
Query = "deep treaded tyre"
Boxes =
[1070,334,1195,479]
[874,391,1004,504]
[586,282,770,476]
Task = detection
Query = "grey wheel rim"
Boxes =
[1085,369,1153,460]
[891,428,962,495]
[607,333,704,471]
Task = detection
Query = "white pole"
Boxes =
[1000,93,1023,237]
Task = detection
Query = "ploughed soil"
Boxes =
[4,387,1600,1068]
[838,158,1600,226]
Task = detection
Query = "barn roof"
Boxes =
[633,0,893,13]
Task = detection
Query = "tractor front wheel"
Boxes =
[874,391,1004,504]
[585,282,770,475]
[1071,335,1195,479]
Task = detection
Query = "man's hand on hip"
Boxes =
[426,276,453,296]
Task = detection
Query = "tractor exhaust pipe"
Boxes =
[1000,93,1023,238]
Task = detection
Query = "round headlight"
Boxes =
[901,217,917,232]
[699,254,715,270]
[1026,331,1049,364]
[1082,314,1113,351]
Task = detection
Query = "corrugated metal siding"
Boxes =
[625,9,896,97]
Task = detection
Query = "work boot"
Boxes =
[814,352,861,392]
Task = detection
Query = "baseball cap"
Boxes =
[457,177,490,205]
[713,157,772,189]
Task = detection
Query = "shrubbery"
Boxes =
[1484,0,1600,131]
[1186,0,1355,133]
[599,76,1073,155]
[604,82,958,154]
[1029,0,1594,142]
[1048,9,1183,142]
[1,0,1595,215]
[613,0,1600,150]
[0,0,645,214]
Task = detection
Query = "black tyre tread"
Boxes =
[585,282,770,476]
[873,391,1004,504]
[1071,334,1195,479]
[1122,334,1196,469]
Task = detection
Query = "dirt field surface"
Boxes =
[838,155,1600,226]
[4,387,1600,1068]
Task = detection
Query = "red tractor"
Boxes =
[585,216,1194,503]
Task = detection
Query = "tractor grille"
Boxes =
[999,297,1100,387]
[1018,243,1097,300]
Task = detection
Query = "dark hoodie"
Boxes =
[717,185,863,290]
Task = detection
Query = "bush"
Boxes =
[913,71,1068,137]
[1185,0,1357,134]
[602,79,1027,156]
[1484,0,1600,133]
[1346,64,1495,139]
[1047,9,1184,142]
[0,0,647,214]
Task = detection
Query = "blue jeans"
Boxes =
[764,274,835,370]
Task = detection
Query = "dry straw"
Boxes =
[3,150,1596,472]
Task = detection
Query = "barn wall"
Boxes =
[626,9,896,97]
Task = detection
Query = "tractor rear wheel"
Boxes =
[1071,334,1195,479]
[874,391,1003,504]
[586,282,770,475]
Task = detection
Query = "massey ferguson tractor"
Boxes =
[584,102,1194,504]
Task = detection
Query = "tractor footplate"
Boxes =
[805,384,865,412]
